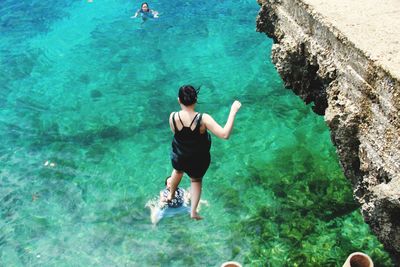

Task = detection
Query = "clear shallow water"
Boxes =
[0,0,393,266]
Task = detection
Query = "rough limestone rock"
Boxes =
[256,0,400,262]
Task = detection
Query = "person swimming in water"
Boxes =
[146,176,208,225]
[131,2,159,21]
[167,85,241,220]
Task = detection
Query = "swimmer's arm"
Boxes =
[131,9,140,18]
[203,100,241,139]
[151,9,159,18]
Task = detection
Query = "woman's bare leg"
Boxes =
[190,178,203,220]
[167,169,183,201]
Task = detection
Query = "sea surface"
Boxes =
[0,0,393,266]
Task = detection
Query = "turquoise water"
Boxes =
[0,0,393,266]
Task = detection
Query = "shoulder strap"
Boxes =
[193,113,203,131]
[197,113,203,126]
[189,113,199,128]
[177,112,185,127]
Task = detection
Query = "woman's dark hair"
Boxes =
[178,85,199,106]
[165,176,171,186]
[141,2,149,10]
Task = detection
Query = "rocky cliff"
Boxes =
[256,0,400,262]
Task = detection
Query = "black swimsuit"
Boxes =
[170,112,211,178]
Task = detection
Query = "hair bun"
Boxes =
[179,85,198,106]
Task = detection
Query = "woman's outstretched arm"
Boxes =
[131,9,140,18]
[151,9,159,18]
[203,100,241,139]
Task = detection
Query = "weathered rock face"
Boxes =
[256,0,400,262]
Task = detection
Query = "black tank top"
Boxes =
[171,112,211,157]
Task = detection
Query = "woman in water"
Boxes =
[167,85,241,220]
[131,2,159,20]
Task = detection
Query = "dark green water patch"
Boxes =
[237,144,393,266]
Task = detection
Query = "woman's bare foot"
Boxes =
[190,212,203,220]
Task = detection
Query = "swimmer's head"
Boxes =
[178,85,199,106]
[165,176,172,187]
[141,2,149,12]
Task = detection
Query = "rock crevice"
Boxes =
[257,0,400,262]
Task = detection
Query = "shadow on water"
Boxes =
[1,108,169,149]
[0,0,79,38]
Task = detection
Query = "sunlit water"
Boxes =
[0,0,393,266]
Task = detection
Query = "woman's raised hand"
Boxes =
[231,100,242,113]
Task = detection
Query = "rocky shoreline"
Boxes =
[256,0,400,263]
